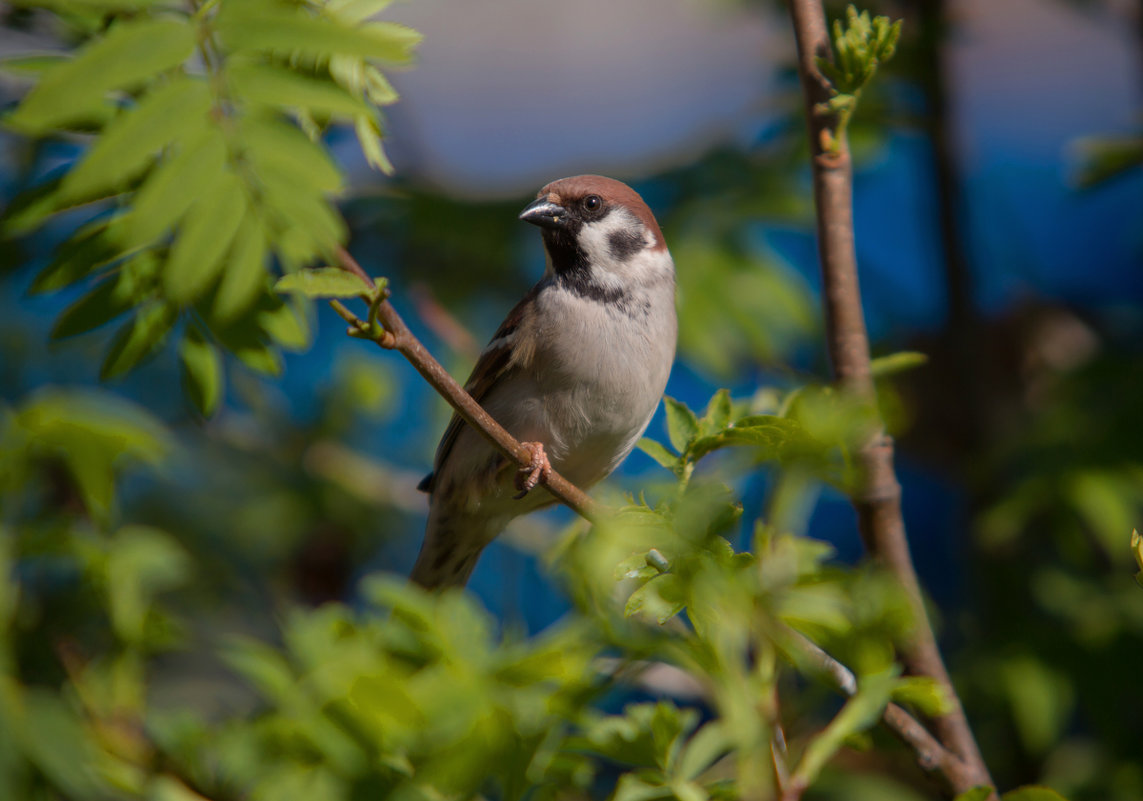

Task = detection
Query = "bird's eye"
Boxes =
[583,195,602,213]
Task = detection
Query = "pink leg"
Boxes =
[513,441,552,498]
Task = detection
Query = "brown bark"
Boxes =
[786,0,994,794]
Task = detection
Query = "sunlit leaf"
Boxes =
[8,19,195,134]
[242,114,343,195]
[212,211,269,323]
[664,396,698,454]
[275,267,372,298]
[220,7,420,64]
[870,351,928,378]
[164,171,248,303]
[637,438,678,469]
[954,788,996,801]
[1002,788,1071,801]
[228,62,373,117]
[61,77,211,201]
[128,130,228,249]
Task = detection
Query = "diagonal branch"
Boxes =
[786,0,993,795]
[329,246,598,521]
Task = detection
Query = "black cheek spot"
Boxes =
[607,229,644,262]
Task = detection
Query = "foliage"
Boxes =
[3,0,419,413]
[0,2,1132,801]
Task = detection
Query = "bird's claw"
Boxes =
[513,441,551,499]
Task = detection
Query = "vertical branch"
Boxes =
[786,0,993,794]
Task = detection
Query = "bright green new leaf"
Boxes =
[212,212,269,323]
[355,114,394,173]
[637,438,678,469]
[870,351,928,378]
[890,676,954,718]
[180,324,223,416]
[663,396,699,454]
[242,114,343,195]
[220,9,420,64]
[624,573,686,624]
[1132,529,1143,588]
[8,19,195,134]
[676,721,730,780]
[701,389,732,434]
[259,299,311,351]
[61,77,212,201]
[275,267,373,299]
[100,302,177,380]
[228,62,373,118]
[164,171,248,303]
[792,668,900,787]
[129,130,228,249]
[325,0,396,25]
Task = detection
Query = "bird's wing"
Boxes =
[418,284,542,493]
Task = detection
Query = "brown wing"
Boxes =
[417,284,542,493]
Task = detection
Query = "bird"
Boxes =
[411,175,678,588]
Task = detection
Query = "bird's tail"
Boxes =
[409,504,504,589]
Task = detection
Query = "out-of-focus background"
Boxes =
[2,0,1141,798]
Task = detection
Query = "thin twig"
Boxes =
[777,627,973,796]
[330,246,598,520]
[786,0,993,794]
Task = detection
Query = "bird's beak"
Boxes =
[519,197,569,230]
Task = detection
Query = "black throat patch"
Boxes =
[541,229,631,307]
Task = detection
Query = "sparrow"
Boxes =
[411,175,678,588]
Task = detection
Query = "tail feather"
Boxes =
[410,505,503,589]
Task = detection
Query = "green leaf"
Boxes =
[663,396,699,454]
[624,573,686,624]
[18,690,108,798]
[241,114,343,195]
[677,721,729,780]
[50,276,135,339]
[106,525,191,643]
[613,774,671,801]
[228,62,373,117]
[8,19,196,134]
[1002,788,1070,801]
[179,324,223,416]
[354,113,394,173]
[1132,529,1143,588]
[164,171,248,303]
[326,0,396,25]
[275,267,372,298]
[638,438,678,468]
[61,76,212,201]
[220,8,420,64]
[29,217,127,294]
[212,211,269,323]
[688,416,809,463]
[870,351,928,378]
[792,667,900,787]
[100,302,177,380]
[128,130,228,249]
[700,389,732,434]
[258,299,310,351]
[890,676,954,718]
[954,789,996,801]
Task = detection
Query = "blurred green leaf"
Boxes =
[106,525,191,643]
[128,130,229,249]
[998,655,1073,755]
[61,77,211,201]
[100,302,177,380]
[220,5,420,64]
[212,211,270,323]
[7,18,195,134]
[179,324,223,416]
[791,667,900,787]
[50,276,135,340]
[890,676,954,718]
[164,171,248,303]
[228,62,373,118]
[870,351,928,378]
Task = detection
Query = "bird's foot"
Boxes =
[513,442,551,499]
